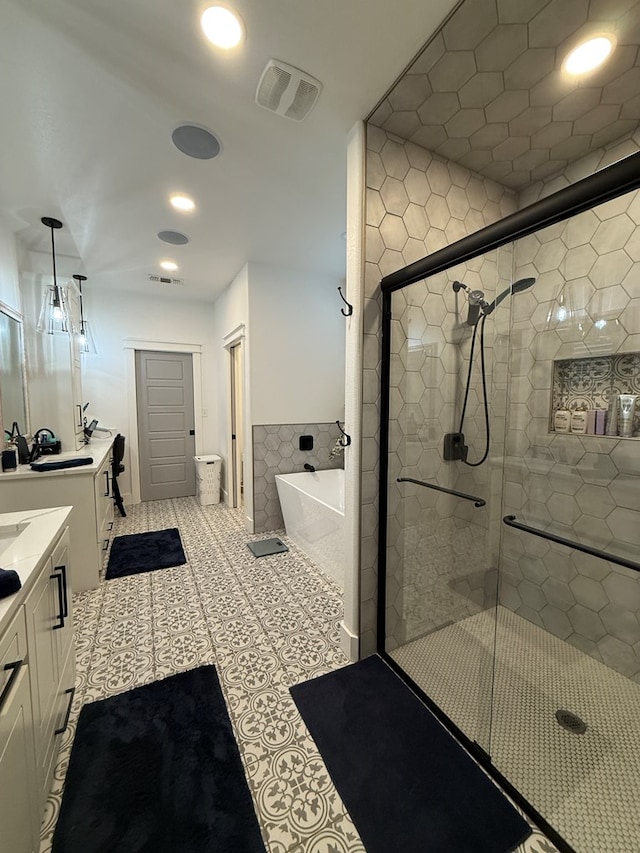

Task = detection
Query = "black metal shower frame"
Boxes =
[375,150,640,853]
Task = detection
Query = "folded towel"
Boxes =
[31,457,93,472]
[0,568,21,599]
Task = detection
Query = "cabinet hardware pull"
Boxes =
[50,572,65,629]
[102,539,109,552]
[55,564,69,619]
[76,404,83,427]
[104,471,110,497]
[0,659,24,713]
[55,687,75,735]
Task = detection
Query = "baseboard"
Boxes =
[340,620,360,662]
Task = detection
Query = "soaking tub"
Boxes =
[275,469,345,588]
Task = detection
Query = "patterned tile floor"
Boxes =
[40,497,555,852]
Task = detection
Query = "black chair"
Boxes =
[112,434,126,517]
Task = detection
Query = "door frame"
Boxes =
[124,338,203,505]
[223,324,246,510]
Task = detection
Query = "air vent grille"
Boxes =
[148,274,184,286]
[257,65,292,112]
[256,60,322,121]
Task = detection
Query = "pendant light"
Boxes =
[72,274,98,355]
[37,216,72,335]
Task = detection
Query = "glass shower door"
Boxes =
[384,248,513,753]
[491,203,640,853]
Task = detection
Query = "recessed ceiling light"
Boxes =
[170,194,196,213]
[563,35,615,75]
[158,230,189,245]
[160,260,178,272]
[201,5,244,49]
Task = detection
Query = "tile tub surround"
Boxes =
[40,496,556,853]
[253,423,344,533]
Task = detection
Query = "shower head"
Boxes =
[483,277,536,316]
[452,280,489,326]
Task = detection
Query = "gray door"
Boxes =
[136,350,196,501]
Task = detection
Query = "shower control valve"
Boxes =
[443,432,468,462]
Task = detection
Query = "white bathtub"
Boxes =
[275,469,345,588]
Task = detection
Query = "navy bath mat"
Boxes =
[106,527,186,579]
[291,655,531,853]
[52,666,265,853]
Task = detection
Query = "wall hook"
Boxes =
[338,286,353,317]
[336,420,351,447]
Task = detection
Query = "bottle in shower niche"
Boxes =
[606,394,619,436]
[570,406,588,434]
[618,394,639,437]
[554,408,571,433]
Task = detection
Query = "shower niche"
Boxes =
[550,352,640,438]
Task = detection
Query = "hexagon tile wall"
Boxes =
[364,122,640,679]
[253,423,343,532]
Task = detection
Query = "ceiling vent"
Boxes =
[148,274,184,286]
[255,60,322,121]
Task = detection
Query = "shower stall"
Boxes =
[377,152,640,853]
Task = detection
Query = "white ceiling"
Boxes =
[0,0,458,302]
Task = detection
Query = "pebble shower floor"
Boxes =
[40,497,557,852]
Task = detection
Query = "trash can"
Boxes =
[194,454,222,505]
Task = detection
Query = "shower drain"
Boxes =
[555,709,587,734]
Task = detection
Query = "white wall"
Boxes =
[249,263,345,425]
[80,283,217,498]
[211,264,251,526]
[0,219,21,312]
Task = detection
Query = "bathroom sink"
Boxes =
[0,521,29,561]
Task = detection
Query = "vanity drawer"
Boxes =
[0,606,28,679]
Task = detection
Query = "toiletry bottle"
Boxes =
[571,406,588,435]
[554,409,571,433]
[618,394,638,438]
[606,394,619,436]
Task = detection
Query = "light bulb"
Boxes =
[563,35,615,75]
[160,260,178,272]
[170,194,195,212]
[201,5,244,49]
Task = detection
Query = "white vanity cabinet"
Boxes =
[0,609,39,853]
[0,507,75,853]
[0,437,115,591]
[24,529,75,813]
[95,449,115,557]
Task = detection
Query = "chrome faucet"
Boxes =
[329,438,344,460]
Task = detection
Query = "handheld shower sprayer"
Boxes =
[482,277,536,316]
[446,275,538,466]
[452,280,489,326]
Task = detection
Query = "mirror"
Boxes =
[0,302,29,440]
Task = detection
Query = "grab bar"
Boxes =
[397,477,486,508]
[503,515,640,575]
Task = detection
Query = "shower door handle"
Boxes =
[397,477,486,508]
[503,515,640,574]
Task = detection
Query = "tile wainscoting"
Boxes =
[253,422,344,533]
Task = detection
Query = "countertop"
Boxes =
[0,435,113,481]
[0,505,72,635]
